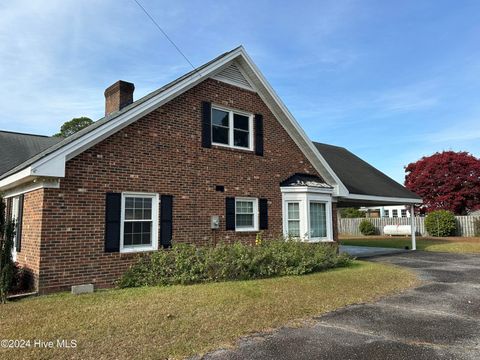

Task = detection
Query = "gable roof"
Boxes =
[0,131,62,175]
[313,142,421,202]
[0,46,347,196]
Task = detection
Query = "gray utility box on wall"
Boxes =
[211,215,220,229]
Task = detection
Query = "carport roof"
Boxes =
[313,142,421,205]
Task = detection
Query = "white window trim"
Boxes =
[307,200,331,241]
[211,105,254,151]
[11,196,20,262]
[235,197,259,232]
[286,201,301,238]
[120,192,159,253]
[281,188,333,242]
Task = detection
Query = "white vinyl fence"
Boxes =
[339,216,479,237]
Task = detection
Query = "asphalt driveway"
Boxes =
[200,252,480,360]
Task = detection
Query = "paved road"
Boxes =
[201,252,480,360]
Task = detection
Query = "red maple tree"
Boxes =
[405,151,480,215]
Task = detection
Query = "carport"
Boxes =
[313,142,423,250]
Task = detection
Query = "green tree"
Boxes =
[54,117,93,137]
[340,207,365,218]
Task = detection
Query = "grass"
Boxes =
[0,261,417,360]
[341,237,480,253]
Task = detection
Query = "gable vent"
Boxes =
[212,63,254,91]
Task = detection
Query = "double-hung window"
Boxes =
[392,209,398,218]
[235,198,258,231]
[384,209,390,218]
[309,202,327,238]
[212,107,253,150]
[286,202,301,237]
[121,193,159,253]
[401,209,407,217]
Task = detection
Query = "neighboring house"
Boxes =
[361,205,411,218]
[0,47,421,293]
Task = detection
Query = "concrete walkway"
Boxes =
[200,252,480,360]
[339,245,407,258]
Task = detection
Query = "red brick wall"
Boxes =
[34,78,331,293]
[6,190,43,290]
[21,190,44,289]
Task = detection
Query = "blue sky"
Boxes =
[1,0,479,183]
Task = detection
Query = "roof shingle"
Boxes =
[0,131,62,175]
[313,142,420,200]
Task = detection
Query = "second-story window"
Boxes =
[212,106,253,150]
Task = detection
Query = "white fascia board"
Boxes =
[236,49,349,197]
[3,178,60,198]
[280,186,333,194]
[0,167,34,191]
[341,193,423,204]
[31,155,65,177]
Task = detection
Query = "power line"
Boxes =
[132,0,200,76]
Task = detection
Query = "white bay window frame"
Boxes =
[211,105,254,151]
[281,187,333,242]
[120,192,159,253]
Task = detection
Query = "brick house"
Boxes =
[0,47,421,294]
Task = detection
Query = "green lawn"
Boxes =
[341,237,480,253]
[0,261,417,360]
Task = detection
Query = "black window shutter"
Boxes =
[254,114,264,156]
[259,198,268,230]
[160,195,173,248]
[105,193,121,252]
[225,197,236,230]
[16,194,24,252]
[202,101,212,148]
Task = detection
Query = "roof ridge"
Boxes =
[0,130,56,138]
[313,141,347,151]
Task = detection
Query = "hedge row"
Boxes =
[118,240,352,288]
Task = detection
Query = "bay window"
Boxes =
[281,188,333,242]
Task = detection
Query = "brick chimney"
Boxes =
[104,80,135,116]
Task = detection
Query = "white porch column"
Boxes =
[410,204,416,250]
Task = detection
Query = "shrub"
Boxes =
[359,219,376,235]
[340,208,365,218]
[474,218,480,237]
[118,240,352,288]
[0,220,15,303]
[0,195,5,238]
[425,210,456,237]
